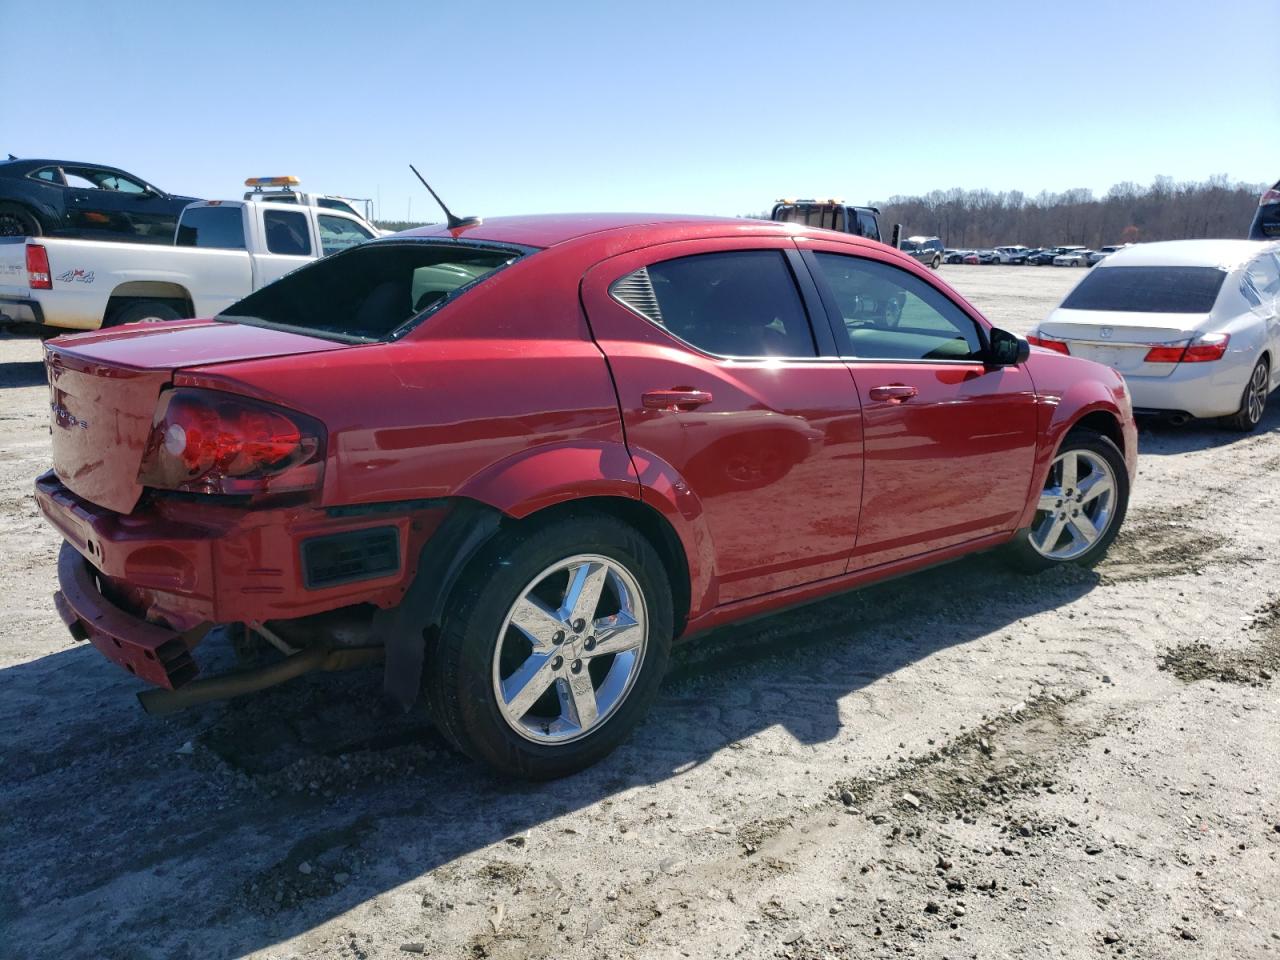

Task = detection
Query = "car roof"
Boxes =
[1097,239,1280,271]
[0,158,133,173]
[392,212,865,250]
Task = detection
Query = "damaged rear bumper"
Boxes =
[54,541,206,689]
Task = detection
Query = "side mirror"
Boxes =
[987,327,1030,366]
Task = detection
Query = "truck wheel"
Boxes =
[1002,428,1129,573]
[424,513,674,779]
[1221,356,1269,432]
[0,202,41,238]
[107,300,185,326]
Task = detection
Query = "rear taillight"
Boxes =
[1027,333,1070,355]
[138,388,325,495]
[26,243,51,289]
[1142,344,1186,363]
[1260,187,1280,206]
[1181,332,1230,362]
[1143,333,1230,364]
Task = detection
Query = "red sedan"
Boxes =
[37,213,1136,778]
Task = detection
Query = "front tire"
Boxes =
[1221,356,1269,432]
[1003,428,1129,572]
[931,255,942,269]
[424,513,673,779]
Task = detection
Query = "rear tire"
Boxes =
[1002,428,1129,573]
[0,202,41,238]
[106,300,185,326]
[1221,356,1269,432]
[930,255,942,269]
[424,513,673,779]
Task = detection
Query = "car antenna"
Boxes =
[409,164,480,229]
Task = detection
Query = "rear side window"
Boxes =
[218,242,520,341]
[1242,254,1280,313]
[813,252,984,361]
[264,210,312,256]
[611,250,816,358]
[1062,266,1227,313]
[175,206,246,249]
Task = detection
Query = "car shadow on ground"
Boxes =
[1135,399,1280,456]
[0,360,46,389]
[0,549,1102,956]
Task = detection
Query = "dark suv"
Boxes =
[1249,180,1280,240]
[770,199,882,243]
[899,235,944,269]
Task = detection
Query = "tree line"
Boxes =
[868,176,1264,249]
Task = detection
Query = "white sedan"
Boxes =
[1027,239,1280,431]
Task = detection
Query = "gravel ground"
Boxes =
[1,265,1278,960]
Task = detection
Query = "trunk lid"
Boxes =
[45,320,345,513]
[1039,308,1208,379]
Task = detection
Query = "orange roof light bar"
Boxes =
[244,176,300,188]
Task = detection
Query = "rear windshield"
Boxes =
[1061,266,1227,313]
[773,204,846,231]
[217,241,522,341]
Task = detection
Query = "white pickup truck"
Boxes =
[0,199,376,331]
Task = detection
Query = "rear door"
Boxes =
[254,207,316,286]
[802,243,1038,568]
[581,238,864,605]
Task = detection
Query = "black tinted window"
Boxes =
[1062,266,1226,313]
[856,211,880,241]
[814,252,984,361]
[264,210,312,256]
[175,206,246,249]
[219,242,519,341]
[613,251,816,358]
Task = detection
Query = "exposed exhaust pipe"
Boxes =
[137,645,384,716]
[1167,413,1191,426]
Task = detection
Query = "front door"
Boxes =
[801,243,1039,569]
[582,238,864,606]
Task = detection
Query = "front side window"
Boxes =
[813,252,984,361]
[1062,266,1226,313]
[175,206,246,249]
[219,241,520,341]
[611,250,816,358]
[318,214,374,256]
[263,209,312,256]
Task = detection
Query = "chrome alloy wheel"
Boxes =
[1244,359,1269,426]
[492,554,648,744]
[1029,448,1118,561]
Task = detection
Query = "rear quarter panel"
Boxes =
[178,252,635,512]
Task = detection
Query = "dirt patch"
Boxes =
[828,690,1097,827]
[1099,507,1231,582]
[1158,596,1280,685]
[244,817,376,913]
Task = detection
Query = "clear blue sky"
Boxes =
[2,0,1276,222]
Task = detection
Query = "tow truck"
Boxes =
[242,176,385,235]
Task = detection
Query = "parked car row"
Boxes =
[939,244,1131,267]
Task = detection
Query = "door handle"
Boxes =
[642,389,713,411]
[869,384,918,403]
